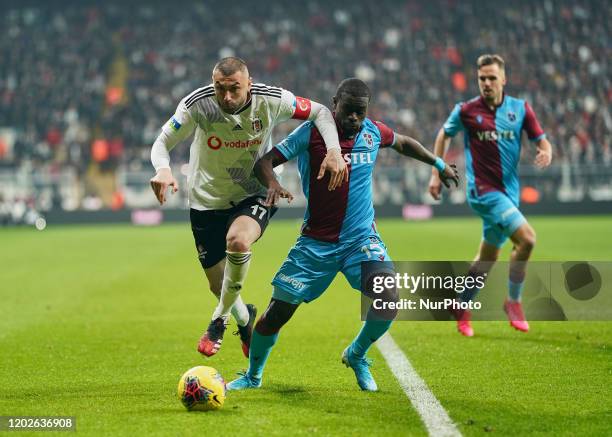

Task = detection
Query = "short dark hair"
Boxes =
[335,78,371,100]
[477,54,505,71]
[213,57,248,76]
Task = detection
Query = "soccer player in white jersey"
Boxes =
[150,57,347,357]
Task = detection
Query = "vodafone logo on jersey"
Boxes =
[207,136,222,150]
[206,135,262,151]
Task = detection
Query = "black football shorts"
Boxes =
[190,196,278,269]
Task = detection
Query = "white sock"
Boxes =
[212,289,249,326]
[212,251,252,324]
[231,296,250,327]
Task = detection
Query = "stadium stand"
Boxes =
[0,0,609,215]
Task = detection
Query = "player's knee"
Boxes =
[226,233,251,253]
[520,230,536,253]
[522,236,536,254]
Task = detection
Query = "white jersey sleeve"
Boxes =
[150,83,340,210]
[151,99,197,171]
[276,88,300,123]
[274,89,340,150]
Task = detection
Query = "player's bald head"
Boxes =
[213,57,249,77]
[334,78,371,101]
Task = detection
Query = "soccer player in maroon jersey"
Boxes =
[429,54,553,336]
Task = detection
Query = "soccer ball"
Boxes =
[177,366,226,411]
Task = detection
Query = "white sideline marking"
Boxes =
[377,333,462,437]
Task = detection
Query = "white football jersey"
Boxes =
[156,83,315,210]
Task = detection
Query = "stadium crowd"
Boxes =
[0,0,609,212]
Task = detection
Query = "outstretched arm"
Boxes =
[278,90,346,190]
[392,133,459,190]
[253,150,294,207]
[307,102,348,190]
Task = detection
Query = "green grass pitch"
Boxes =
[0,216,610,436]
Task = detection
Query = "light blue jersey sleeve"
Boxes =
[443,104,464,137]
[274,121,313,162]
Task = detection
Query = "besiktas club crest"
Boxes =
[251,117,263,133]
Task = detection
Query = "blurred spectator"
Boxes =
[0,0,609,210]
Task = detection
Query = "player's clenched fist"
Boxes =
[150,168,179,205]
